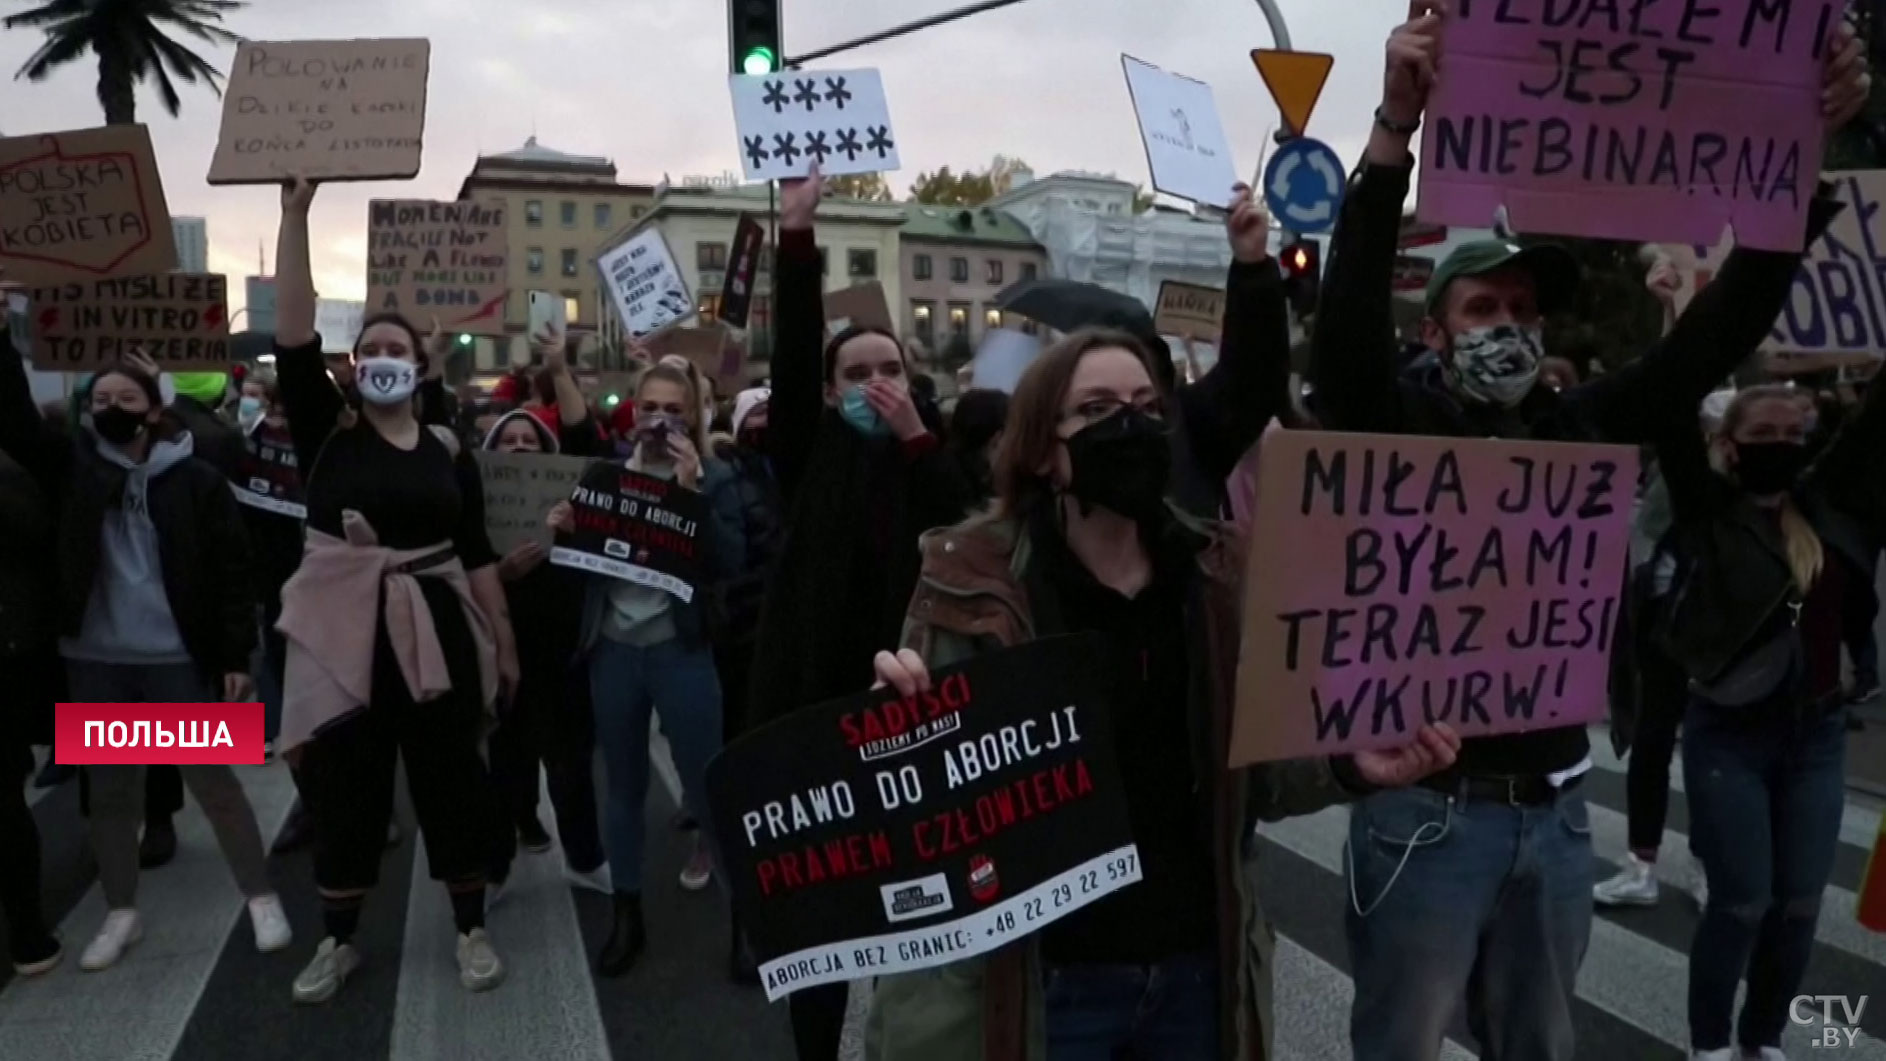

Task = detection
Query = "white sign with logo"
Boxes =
[1121,55,1239,210]
[597,226,694,340]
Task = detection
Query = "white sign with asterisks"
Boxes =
[728,68,900,182]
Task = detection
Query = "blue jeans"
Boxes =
[1044,951,1219,1061]
[1683,700,1848,1052]
[1345,784,1593,1061]
[587,637,722,892]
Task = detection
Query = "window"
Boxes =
[561,248,578,277]
[848,249,877,279]
[984,308,1003,329]
[949,257,969,283]
[985,259,1004,285]
[1020,261,1038,282]
[698,293,723,320]
[1019,319,1040,336]
[525,200,543,227]
[913,254,933,281]
[697,242,728,270]
[631,205,647,219]
[526,247,544,275]
[817,247,830,275]
[1106,203,1123,215]
[562,294,580,322]
[758,243,772,274]
[948,303,970,333]
[912,303,934,341]
[595,203,612,229]
[560,201,577,227]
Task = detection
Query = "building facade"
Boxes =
[899,205,1047,355]
[171,217,209,274]
[456,137,656,369]
[600,184,905,369]
[244,276,278,335]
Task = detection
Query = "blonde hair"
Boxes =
[1715,384,1823,593]
[636,364,710,452]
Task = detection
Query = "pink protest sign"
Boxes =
[1230,431,1639,766]
[1417,0,1837,251]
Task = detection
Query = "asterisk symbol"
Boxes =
[793,78,821,112]
[804,130,833,165]
[771,132,802,166]
[742,136,770,169]
[865,125,895,158]
[834,128,863,161]
[824,76,852,109]
[760,80,789,114]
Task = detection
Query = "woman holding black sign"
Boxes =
[270,178,518,1005]
[1652,381,1886,1060]
[862,329,1460,1061]
[545,362,747,976]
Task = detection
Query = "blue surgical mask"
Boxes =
[839,386,891,438]
[238,396,265,429]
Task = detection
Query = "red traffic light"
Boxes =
[1281,239,1319,277]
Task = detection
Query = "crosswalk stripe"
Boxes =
[0,762,297,1061]
[390,776,610,1061]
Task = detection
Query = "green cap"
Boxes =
[1425,239,1580,317]
[170,372,229,405]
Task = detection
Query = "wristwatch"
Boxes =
[1374,106,1422,136]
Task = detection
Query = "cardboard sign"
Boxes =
[233,420,306,520]
[1153,281,1225,341]
[208,39,430,185]
[650,325,745,394]
[730,69,900,181]
[314,298,364,353]
[476,449,591,556]
[549,462,707,602]
[365,200,507,334]
[824,281,894,335]
[1666,170,1886,357]
[1231,430,1638,765]
[1418,0,1827,250]
[0,126,176,285]
[597,225,693,340]
[706,633,1141,1001]
[27,274,229,371]
[1121,55,1240,210]
[719,213,767,331]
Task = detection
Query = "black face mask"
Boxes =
[92,406,146,445]
[1063,407,1172,521]
[1733,441,1810,495]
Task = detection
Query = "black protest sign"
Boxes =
[707,633,1143,1001]
[232,420,305,520]
[719,213,766,331]
[548,462,706,603]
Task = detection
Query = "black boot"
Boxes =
[597,891,645,977]
[138,818,177,868]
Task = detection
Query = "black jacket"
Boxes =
[1655,381,1886,693]
[1309,157,1841,774]
[169,394,247,481]
[0,443,56,660]
[0,340,255,681]
[710,440,786,647]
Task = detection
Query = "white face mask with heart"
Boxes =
[355,356,418,406]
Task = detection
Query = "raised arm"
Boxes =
[271,179,344,470]
[764,167,828,505]
[1177,184,1287,486]
[1307,5,1438,434]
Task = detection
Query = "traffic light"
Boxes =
[1279,239,1322,320]
[455,333,473,349]
[730,0,782,76]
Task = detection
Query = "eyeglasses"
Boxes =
[1060,396,1165,426]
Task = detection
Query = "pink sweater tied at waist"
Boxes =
[274,511,497,754]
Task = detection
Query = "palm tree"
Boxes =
[5,0,245,125]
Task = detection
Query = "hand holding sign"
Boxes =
[1226,184,1271,264]
[871,649,932,698]
[281,177,318,215]
[1351,724,1461,787]
[1382,1,1444,128]
[780,163,821,231]
[1823,22,1871,132]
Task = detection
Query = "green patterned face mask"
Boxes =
[1447,323,1544,408]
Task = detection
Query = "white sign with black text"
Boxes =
[597,227,693,340]
[1121,55,1239,210]
[729,68,900,181]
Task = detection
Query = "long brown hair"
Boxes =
[988,327,1163,521]
[1715,384,1823,593]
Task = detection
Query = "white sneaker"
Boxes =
[679,838,714,892]
[1593,854,1660,907]
[248,894,293,954]
[565,862,613,895]
[292,937,360,1004]
[456,928,505,992]
[79,909,142,971]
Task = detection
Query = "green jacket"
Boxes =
[863,508,1360,1061]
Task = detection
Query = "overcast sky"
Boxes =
[0,0,1401,314]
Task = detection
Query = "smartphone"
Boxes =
[527,290,567,346]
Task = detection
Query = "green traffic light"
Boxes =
[742,46,777,76]
[456,334,473,347]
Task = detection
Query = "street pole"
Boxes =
[784,0,1037,67]
[1253,0,1299,244]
